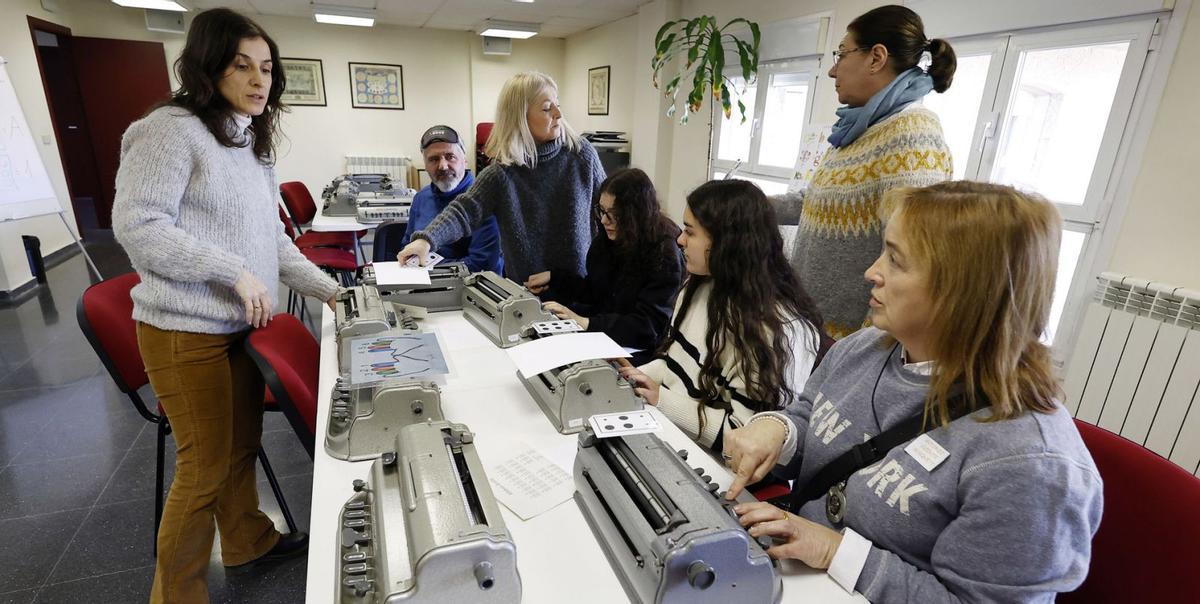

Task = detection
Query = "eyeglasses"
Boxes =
[594,205,617,223]
[830,46,870,65]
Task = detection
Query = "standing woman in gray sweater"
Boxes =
[112,9,338,602]
[397,72,606,298]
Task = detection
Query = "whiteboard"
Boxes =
[0,57,62,222]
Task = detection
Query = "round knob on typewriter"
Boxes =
[677,449,689,460]
[578,383,593,396]
[687,561,716,589]
[381,452,396,466]
[757,535,774,550]
[411,400,424,415]
[474,561,496,590]
[701,474,713,483]
[353,479,367,492]
[706,482,720,493]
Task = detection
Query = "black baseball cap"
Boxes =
[420,125,460,149]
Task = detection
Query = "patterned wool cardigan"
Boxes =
[777,105,952,339]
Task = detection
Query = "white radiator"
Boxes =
[1064,272,1200,476]
[345,155,409,188]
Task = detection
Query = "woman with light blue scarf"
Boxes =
[773,5,956,339]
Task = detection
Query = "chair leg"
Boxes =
[155,419,168,557]
[258,447,298,534]
[286,290,295,315]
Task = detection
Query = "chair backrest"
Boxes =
[244,313,320,458]
[1058,420,1200,602]
[77,272,160,422]
[278,203,297,240]
[372,221,411,263]
[279,181,318,225]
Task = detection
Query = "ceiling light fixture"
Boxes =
[111,0,187,11]
[313,3,376,27]
[478,19,539,39]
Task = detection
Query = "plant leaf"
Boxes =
[737,98,747,124]
[720,82,732,118]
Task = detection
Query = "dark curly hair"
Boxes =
[592,168,679,262]
[666,179,824,429]
[167,8,287,162]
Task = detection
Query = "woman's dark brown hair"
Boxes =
[593,168,678,259]
[169,8,286,162]
[848,4,957,93]
[664,180,824,431]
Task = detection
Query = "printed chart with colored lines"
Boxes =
[347,331,448,386]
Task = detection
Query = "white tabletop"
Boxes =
[310,211,372,232]
[305,309,867,603]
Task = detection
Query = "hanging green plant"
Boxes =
[652,16,760,125]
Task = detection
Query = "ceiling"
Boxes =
[187,0,649,38]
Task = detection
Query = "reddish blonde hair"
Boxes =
[882,181,1062,425]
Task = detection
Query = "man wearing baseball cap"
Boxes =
[401,125,503,273]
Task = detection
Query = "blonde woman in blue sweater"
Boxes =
[725,182,1102,603]
[112,9,337,603]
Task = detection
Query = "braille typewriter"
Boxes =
[325,375,443,461]
[573,429,781,604]
[362,262,469,313]
[335,421,520,603]
[334,286,420,373]
[521,357,643,434]
[460,271,558,348]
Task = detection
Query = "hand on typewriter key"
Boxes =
[734,502,843,569]
[542,302,589,329]
[617,364,660,405]
[723,420,788,499]
[524,271,551,295]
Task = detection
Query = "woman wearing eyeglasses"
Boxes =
[774,5,955,339]
[541,168,682,365]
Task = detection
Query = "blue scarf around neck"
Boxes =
[827,67,934,149]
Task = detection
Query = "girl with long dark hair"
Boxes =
[619,179,824,450]
[542,168,682,365]
[112,8,333,601]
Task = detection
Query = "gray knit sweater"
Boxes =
[777,327,1103,602]
[112,106,339,334]
[413,138,605,284]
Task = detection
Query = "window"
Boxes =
[711,59,819,188]
[924,17,1158,349]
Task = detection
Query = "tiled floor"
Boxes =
[0,233,317,603]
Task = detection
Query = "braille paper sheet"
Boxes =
[370,261,431,286]
[506,332,630,379]
[486,440,576,521]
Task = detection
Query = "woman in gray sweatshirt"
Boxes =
[112,9,337,602]
[724,181,1103,602]
[397,72,606,298]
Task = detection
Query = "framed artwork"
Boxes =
[588,65,610,115]
[280,58,326,106]
[349,62,405,110]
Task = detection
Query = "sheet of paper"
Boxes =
[370,261,431,286]
[486,442,575,520]
[788,123,833,194]
[506,332,630,378]
[347,331,448,386]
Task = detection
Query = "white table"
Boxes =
[305,309,866,603]
[310,212,371,233]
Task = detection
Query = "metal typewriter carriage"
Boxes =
[522,359,643,434]
[363,262,469,313]
[573,429,781,604]
[336,421,520,603]
[326,376,444,461]
[460,271,557,348]
[334,286,420,373]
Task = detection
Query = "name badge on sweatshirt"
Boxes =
[905,434,949,472]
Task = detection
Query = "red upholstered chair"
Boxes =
[244,313,320,459]
[77,273,299,553]
[278,204,358,319]
[1058,420,1200,602]
[278,181,365,254]
[476,122,494,171]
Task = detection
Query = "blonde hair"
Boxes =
[881,181,1062,425]
[485,71,580,167]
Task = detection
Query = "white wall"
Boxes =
[562,15,637,137]
[1107,2,1200,289]
[0,1,567,293]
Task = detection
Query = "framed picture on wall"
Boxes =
[280,58,326,106]
[588,66,610,115]
[349,62,404,110]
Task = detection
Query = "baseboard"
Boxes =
[43,242,81,270]
[0,278,40,305]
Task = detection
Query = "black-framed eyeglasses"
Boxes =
[594,205,618,223]
[830,46,870,65]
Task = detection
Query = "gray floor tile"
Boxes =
[96,439,174,506]
[0,387,78,467]
[256,431,313,482]
[0,509,88,592]
[9,393,143,464]
[0,588,37,604]
[258,473,314,534]
[208,554,307,604]
[0,451,124,520]
[47,498,156,584]
[35,565,153,604]
[0,335,103,393]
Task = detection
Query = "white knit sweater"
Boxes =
[113,106,339,334]
[639,281,818,449]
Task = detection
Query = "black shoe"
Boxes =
[227,532,308,569]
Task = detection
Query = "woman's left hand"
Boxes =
[326,295,337,311]
[525,271,551,295]
[734,501,843,569]
[542,301,589,329]
[617,364,660,405]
